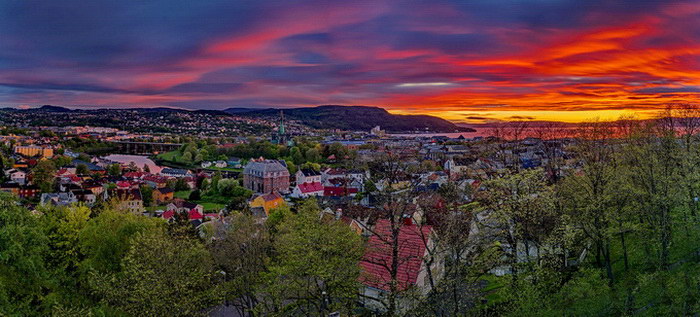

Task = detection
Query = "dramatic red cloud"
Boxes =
[379,17,700,122]
[1,1,697,122]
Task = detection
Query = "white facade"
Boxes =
[5,169,26,185]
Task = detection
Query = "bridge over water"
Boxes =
[109,141,182,155]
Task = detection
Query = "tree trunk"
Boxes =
[603,241,614,285]
[619,231,629,270]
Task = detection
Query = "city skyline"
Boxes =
[1,0,698,123]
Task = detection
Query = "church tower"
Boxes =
[274,110,290,145]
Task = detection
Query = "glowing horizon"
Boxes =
[0,1,698,123]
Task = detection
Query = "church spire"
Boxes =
[278,110,285,136]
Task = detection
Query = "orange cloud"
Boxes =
[377,17,699,123]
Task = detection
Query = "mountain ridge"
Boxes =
[3,104,473,133]
[224,105,474,133]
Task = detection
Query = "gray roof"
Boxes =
[161,168,190,175]
[243,160,289,176]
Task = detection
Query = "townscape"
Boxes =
[3,104,700,316]
[1,0,699,315]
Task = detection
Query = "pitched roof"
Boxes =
[359,219,433,292]
[183,201,199,209]
[114,188,142,201]
[297,182,323,193]
[143,175,170,183]
[300,168,321,177]
[243,160,289,175]
[324,168,346,175]
[116,181,132,188]
[261,191,282,202]
[123,171,146,178]
[157,187,174,194]
[161,168,190,175]
[188,209,203,220]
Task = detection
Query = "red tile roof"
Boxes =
[124,171,146,178]
[359,219,433,292]
[143,174,170,183]
[323,186,358,197]
[298,182,323,193]
[188,209,203,220]
[163,209,204,221]
[325,168,346,175]
[116,181,132,188]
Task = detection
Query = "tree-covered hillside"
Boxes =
[226,105,474,132]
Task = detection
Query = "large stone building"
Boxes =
[243,159,290,194]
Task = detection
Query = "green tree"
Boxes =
[91,230,220,316]
[52,155,72,168]
[305,148,320,163]
[39,130,56,137]
[266,205,292,235]
[79,209,163,275]
[481,168,559,278]
[127,161,139,172]
[175,178,190,191]
[207,214,271,314]
[300,162,321,172]
[33,159,57,193]
[37,204,93,305]
[285,159,297,174]
[189,189,201,201]
[290,147,304,165]
[210,172,222,195]
[0,193,50,315]
[166,178,177,189]
[261,200,364,315]
[107,163,121,176]
[76,163,89,175]
[140,185,154,207]
[559,121,621,282]
[181,152,193,165]
[620,119,681,269]
[77,153,91,162]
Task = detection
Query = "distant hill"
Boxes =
[6,104,473,133]
[37,105,72,112]
[224,105,473,133]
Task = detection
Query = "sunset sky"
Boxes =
[0,0,698,123]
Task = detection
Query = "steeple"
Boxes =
[278,110,285,136]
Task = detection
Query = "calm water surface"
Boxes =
[103,154,163,173]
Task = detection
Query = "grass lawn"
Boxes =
[146,205,168,212]
[198,202,225,211]
[174,190,192,199]
[158,150,243,172]
[157,150,182,162]
[206,166,243,172]
[173,190,226,211]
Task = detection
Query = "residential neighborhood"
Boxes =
[0,116,595,316]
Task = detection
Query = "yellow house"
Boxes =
[249,192,286,215]
[14,145,54,158]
